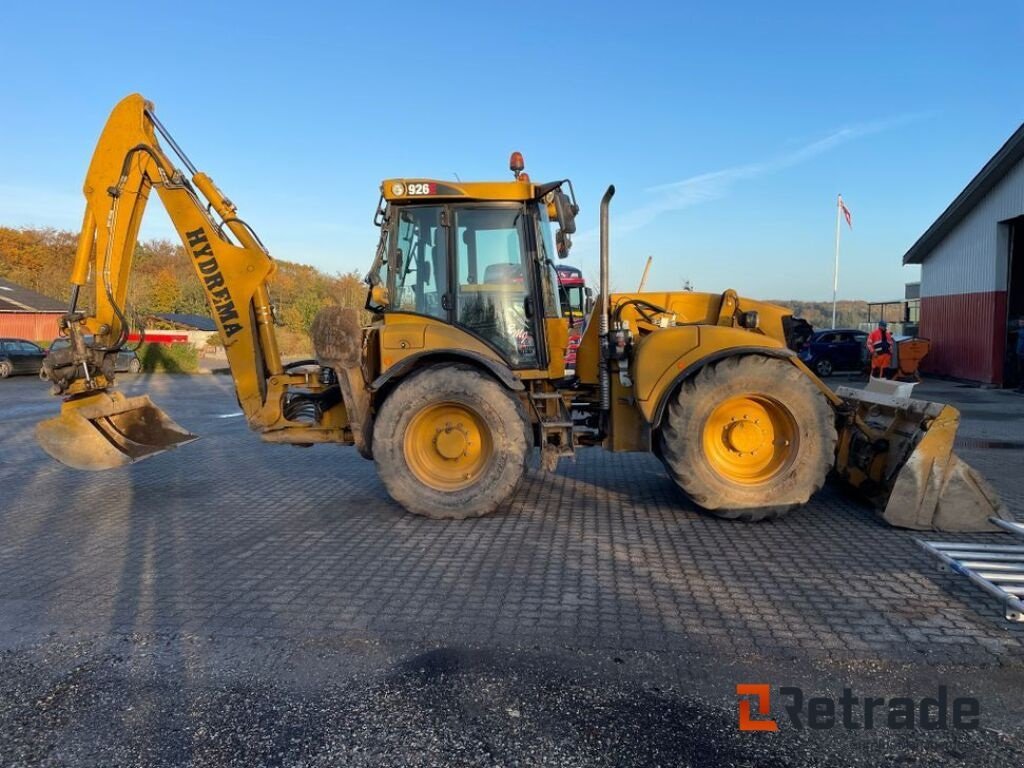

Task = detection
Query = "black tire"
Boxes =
[373,364,531,520]
[815,358,833,377]
[128,358,142,374]
[0,360,11,378]
[659,355,836,521]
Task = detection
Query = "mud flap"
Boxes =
[36,391,198,471]
[311,306,372,459]
[836,381,1011,532]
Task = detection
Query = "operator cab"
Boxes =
[366,154,578,371]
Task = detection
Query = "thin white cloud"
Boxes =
[576,114,921,244]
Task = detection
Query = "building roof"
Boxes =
[153,312,218,331]
[903,122,1024,265]
[0,278,65,313]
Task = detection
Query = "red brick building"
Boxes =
[0,278,64,342]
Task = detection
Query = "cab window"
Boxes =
[389,205,448,321]
[454,207,538,366]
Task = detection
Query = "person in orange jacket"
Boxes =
[867,320,894,378]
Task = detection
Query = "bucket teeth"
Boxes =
[885,449,1007,532]
[36,392,198,471]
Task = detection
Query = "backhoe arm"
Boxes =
[38,94,351,470]
[46,93,285,422]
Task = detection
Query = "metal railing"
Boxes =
[916,518,1024,622]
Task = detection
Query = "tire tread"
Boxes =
[659,355,836,521]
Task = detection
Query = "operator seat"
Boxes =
[482,263,523,283]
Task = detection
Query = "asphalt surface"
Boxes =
[1,373,1023,767]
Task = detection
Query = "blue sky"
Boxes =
[1,1,1022,301]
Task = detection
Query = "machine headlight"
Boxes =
[739,311,759,329]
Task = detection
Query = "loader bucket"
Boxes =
[835,380,1011,532]
[36,391,198,471]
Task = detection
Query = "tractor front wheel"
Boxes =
[659,355,836,521]
[373,365,531,520]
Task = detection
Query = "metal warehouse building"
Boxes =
[0,278,64,341]
[903,123,1024,386]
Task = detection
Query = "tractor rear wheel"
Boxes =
[659,355,836,521]
[373,364,531,520]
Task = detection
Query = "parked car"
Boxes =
[48,336,142,373]
[797,328,869,376]
[0,338,47,378]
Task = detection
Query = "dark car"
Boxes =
[0,338,47,378]
[797,328,869,377]
[49,336,142,374]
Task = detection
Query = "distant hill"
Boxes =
[769,300,871,331]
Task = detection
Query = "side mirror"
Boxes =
[551,188,577,259]
[552,189,577,235]
[555,230,572,259]
[367,284,390,312]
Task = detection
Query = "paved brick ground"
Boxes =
[1,374,1022,668]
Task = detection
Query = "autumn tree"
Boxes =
[1,227,367,346]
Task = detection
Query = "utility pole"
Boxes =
[831,194,843,329]
[638,256,653,292]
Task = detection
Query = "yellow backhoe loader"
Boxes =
[36,94,1009,531]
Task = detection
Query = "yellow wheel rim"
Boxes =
[701,395,798,485]
[404,402,493,492]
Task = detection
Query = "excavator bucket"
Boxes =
[834,380,1011,532]
[36,391,198,471]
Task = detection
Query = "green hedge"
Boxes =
[137,342,199,373]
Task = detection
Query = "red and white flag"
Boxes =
[839,196,853,229]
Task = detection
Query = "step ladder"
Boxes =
[916,518,1024,622]
[528,390,575,470]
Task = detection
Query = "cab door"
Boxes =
[452,205,543,369]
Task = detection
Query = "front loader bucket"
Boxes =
[835,381,1011,532]
[36,391,198,471]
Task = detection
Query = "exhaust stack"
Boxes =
[598,185,615,411]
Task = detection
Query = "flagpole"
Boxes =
[831,194,842,329]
